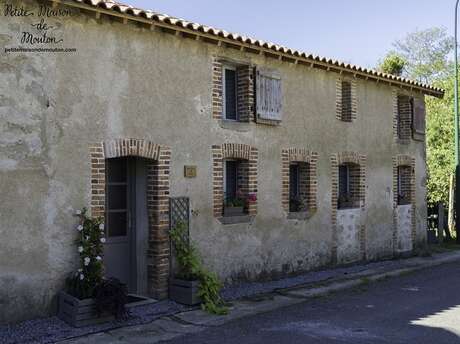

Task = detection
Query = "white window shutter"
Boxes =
[256,69,282,121]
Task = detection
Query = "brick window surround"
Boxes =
[336,78,357,122]
[90,138,171,299]
[392,155,416,250]
[212,143,258,218]
[281,148,318,214]
[330,152,367,262]
[212,57,254,122]
[393,92,413,143]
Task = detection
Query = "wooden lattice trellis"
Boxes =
[169,197,190,276]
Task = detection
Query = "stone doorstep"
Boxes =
[59,250,460,344]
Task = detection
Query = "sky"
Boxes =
[123,0,454,69]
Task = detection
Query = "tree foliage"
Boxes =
[378,53,407,76]
[393,27,454,84]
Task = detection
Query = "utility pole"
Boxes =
[455,0,460,242]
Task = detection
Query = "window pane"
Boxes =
[225,69,237,120]
[108,212,127,237]
[225,161,238,201]
[339,165,349,197]
[289,165,299,198]
[107,158,127,183]
[108,185,127,210]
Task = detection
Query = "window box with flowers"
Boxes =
[58,209,128,327]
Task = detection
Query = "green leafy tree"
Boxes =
[378,53,407,76]
[392,27,454,84]
[426,76,455,205]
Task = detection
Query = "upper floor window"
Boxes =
[336,78,357,122]
[396,94,426,142]
[223,65,238,121]
[397,95,412,141]
[340,81,352,122]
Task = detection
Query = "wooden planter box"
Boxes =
[169,278,201,306]
[58,291,114,327]
[223,206,245,217]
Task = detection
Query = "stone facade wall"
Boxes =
[0,0,429,323]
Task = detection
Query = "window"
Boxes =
[338,163,361,209]
[397,95,413,141]
[223,65,238,121]
[289,164,300,212]
[223,159,249,217]
[288,163,311,213]
[340,81,352,122]
[397,166,412,205]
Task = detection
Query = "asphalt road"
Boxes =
[164,262,460,344]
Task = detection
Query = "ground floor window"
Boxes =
[223,159,249,217]
[338,163,361,209]
[289,162,310,212]
[397,165,412,205]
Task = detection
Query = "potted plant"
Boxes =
[169,222,228,315]
[289,196,302,212]
[338,193,354,209]
[223,197,246,216]
[58,208,128,327]
[398,193,410,205]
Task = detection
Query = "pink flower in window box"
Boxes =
[247,193,257,203]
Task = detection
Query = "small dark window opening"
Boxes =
[224,67,238,121]
[289,162,310,213]
[397,166,412,205]
[223,160,248,216]
[341,81,352,122]
[338,163,360,209]
[289,164,300,212]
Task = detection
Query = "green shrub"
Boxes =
[170,222,228,315]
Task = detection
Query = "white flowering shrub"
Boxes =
[66,208,105,299]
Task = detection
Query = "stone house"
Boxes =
[0,0,444,324]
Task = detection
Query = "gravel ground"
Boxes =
[0,300,189,344]
[0,258,409,344]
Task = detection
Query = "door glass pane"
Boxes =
[108,212,127,237]
[107,158,127,183]
[108,185,127,210]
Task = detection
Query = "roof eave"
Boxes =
[50,0,445,98]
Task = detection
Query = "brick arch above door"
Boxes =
[89,138,171,299]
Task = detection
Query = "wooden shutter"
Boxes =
[256,68,282,122]
[412,97,426,141]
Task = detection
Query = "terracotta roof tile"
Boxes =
[66,0,443,97]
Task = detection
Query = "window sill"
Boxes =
[255,117,281,126]
[218,215,253,225]
[337,206,361,210]
[287,211,314,221]
[219,119,251,132]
